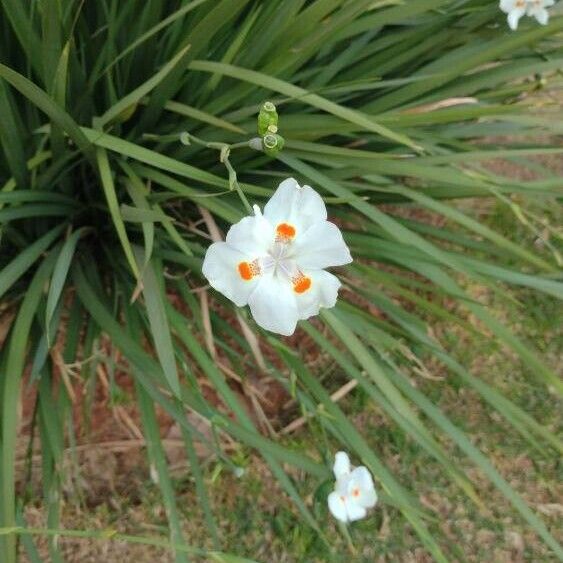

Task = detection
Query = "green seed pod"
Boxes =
[258,101,278,136]
[262,133,285,157]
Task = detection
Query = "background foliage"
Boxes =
[0,0,562,561]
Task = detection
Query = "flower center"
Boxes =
[236,225,312,293]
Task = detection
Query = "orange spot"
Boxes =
[293,275,312,294]
[276,223,296,241]
[238,260,260,281]
[238,262,253,280]
[352,489,360,498]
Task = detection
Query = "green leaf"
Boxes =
[136,249,181,398]
[45,227,91,344]
[0,225,64,301]
[0,63,95,164]
[96,147,141,280]
[98,44,191,127]
[1,252,58,563]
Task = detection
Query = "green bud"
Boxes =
[258,101,278,136]
[262,133,285,157]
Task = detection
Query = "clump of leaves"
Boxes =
[1,1,562,561]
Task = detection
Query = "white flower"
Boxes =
[202,178,352,336]
[500,0,554,30]
[327,451,377,523]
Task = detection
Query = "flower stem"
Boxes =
[180,132,254,214]
[224,157,253,215]
[338,521,357,556]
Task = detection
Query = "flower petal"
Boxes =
[248,273,298,336]
[202,242,259,307]
[499,0,516,13]
[532,7,549,24]
[263,178,327,235]
[295,270,341,320]
[351,466,378,508]
[292,221,352,270]
[346,501,367,522]
[333,451,351,479]
[507,7,525,29]
[226,213,274,255]
[328,492,348,522]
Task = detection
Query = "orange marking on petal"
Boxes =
[352,488,360,498]
[276,223,296,241]
[293,275,312,294]
[238,262,253,280]
[238,260,260,281]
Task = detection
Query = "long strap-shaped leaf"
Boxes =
[0,251,58,563]
[0,224,64,301]
[98,44,191,127]
[96,147,141,280]
[0,64,94,165]
[188,60,420,151]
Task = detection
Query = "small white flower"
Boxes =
[202,178,352,336]
[500,0,554,30]
[327,451,377,523]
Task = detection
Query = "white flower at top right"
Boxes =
[500,0,555,30]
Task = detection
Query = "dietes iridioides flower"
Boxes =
[500,0,555,30]
[202,178,352,336]
[328,451,378,523]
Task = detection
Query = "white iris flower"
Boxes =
[328,451,378,523]
[500,0,555,30]
[202,178,352,336]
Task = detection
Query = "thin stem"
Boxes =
[337,521,357,556]
[180,131,254,215]
[224,157,253,215]
[229,141,251,150]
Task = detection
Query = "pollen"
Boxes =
[276,223,296,242]
[238,260,260,281]
[293,275,312,294]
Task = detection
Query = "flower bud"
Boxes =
[262,133,285,157]
[258,101,278,136]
